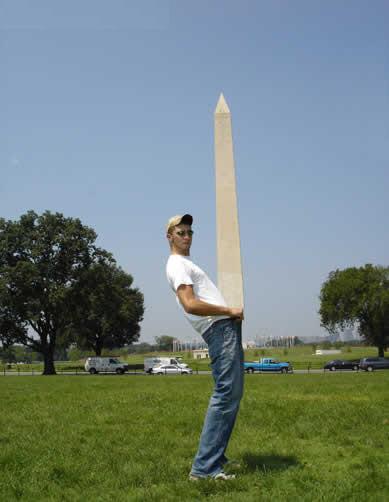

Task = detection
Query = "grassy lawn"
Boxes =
[1,373,388,501]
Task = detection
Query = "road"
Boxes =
[0,369,365,376]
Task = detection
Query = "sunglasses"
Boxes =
[176,230,194,237]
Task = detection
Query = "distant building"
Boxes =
[173,339,207,352]
[254,335,297,348]
[242,341,256,349]
[192,349,209,359]
[299,336,333,344]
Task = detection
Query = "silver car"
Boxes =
[152,364,193,375]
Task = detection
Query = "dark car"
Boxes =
[324,359,360,371]
[359,357,389,372]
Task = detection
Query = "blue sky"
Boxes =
[1,1,388,343]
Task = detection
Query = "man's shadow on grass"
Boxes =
[242,453,299,474]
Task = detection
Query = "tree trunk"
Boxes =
[378,346,385,357]
[42,345,56,375]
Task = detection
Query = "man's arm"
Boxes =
[176,284,244,320]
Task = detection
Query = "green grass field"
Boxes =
[1,373,388,501]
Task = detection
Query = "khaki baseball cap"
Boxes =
[166,214,193,233]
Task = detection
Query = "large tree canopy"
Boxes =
[155,335,175,352]
[319,264,389,357]
[69,261,144,356]
[0,210,144,373]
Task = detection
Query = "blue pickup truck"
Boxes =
[244,357,293,374]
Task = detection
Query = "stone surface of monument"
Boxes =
[214,93,244,308]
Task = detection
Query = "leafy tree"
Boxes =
[155,335,175,352]
[99,347,129,357]
[0,344,35,363]
[12,345,29,363]
[70,262,144,356]
[68,346,85,362]
[0,345,16,363]
[319,264,389,357]
[129,342,155,354]
[22,347,34,363]
[0,211,114,374]
[31,351,44,362]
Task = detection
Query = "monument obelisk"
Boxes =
[214,93,244,309]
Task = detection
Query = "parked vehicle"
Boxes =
[151,364,193,375]
[244,358,293,374]
[144,357,188,374]
[324,359,360,371]
[359,357,389,372]
[84,357,129,375]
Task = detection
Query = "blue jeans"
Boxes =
[190,318,244,478]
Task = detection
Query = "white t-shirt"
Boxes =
[166,254,229,335]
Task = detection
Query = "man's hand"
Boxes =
[228,307,244,321]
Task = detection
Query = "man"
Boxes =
[165,214,244,480]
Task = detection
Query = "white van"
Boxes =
[144,357,188,374]
[85,357,129,375]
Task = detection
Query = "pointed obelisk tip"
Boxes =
[215,93,230,114]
